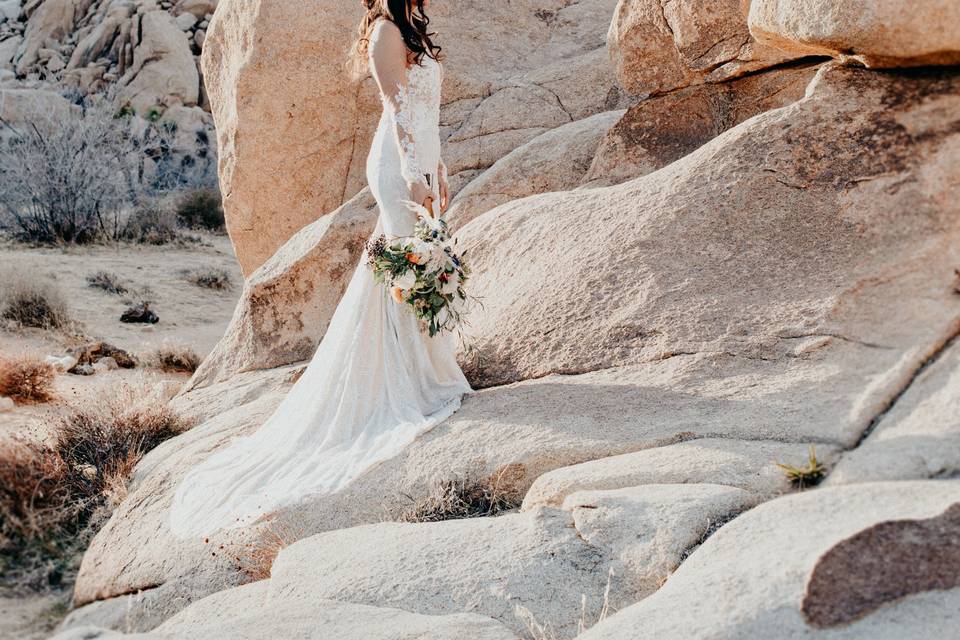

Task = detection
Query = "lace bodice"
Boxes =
[367,19,443,190]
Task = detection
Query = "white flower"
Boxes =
[393,270,417,290]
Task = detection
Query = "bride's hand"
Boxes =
[409,180,433,214]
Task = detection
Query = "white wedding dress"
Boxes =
[169,23,471,538]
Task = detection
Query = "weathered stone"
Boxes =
[119,10,198,113]
[802,502,960,627]
[14,0,77,75]
[56,587,520,640]
[578,481,960,639]
[608,0,797,97]
[173,0,217,20]
[749,0,960,68]
[523,438,841,509]
[583,62,820,186]
[457,66,960,395]
[828,335,960,484]
[0,35,22,69]
[448,110,624,230]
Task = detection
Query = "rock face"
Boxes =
[827,337,960,485]
[203,0,625,276]
[447,109,624,229]
[749,0,960,68]
[578,481,960,639]
[583,62,819,186]
[608,0,798,97]
[119,10,199,112]
[458,64,960,392]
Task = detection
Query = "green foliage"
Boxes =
[778,445,826,488]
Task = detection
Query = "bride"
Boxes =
[169,0,471,538]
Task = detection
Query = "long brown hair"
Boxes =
[350,0,443,79]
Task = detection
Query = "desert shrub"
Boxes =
[0,355,56,403]
[391,470,523,523]
[146,346,201,374]
[0,99,141,244]
[176,188,224,232]
[86,271,128,295]
[119,205,180,245]
[185,267,231,290]
[0,275,69,330]
[0,382,191,591]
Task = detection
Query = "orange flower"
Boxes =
[391,286,405,303]
[406,253,422,265]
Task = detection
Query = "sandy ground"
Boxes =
[0,234,242,442]
[0,236,243,638]
[0,590,70,640]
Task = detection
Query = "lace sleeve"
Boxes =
[368,20,428,190]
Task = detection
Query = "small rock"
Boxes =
[45,53,65,72]
[194,29,205,48]
[175,12,198,31]
[72,363,95,376]
[92,357,119,372]
[46,354,80,372]
[121,303,159,324]
[0,397,15,412]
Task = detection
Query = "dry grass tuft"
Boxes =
[224,520,305,583]
[777,445,826,489]
[390,467,524,523]
[145,346,202,374]
[184,267,231,290]
[0,355,57,404]
[0,275,70,330]
[0,382,191,591]
[86,271,129,295]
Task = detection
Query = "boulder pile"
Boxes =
[51,0,960,638]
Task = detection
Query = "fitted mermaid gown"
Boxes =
[168,38,471,538]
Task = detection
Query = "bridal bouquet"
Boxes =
[365,201,470,337]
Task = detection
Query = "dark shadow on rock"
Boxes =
[802,502,960,627]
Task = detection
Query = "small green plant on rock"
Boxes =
[777,445,826,489]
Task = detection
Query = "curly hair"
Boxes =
[350,0,443,79]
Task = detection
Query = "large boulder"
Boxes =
[749,0,960,68]
[578,481,960,639]
[458,64,960,392]
[608,0,798,97]
[448,110,624,229]
[118,10,199,113]
[68,345,887,631]
[204,0,624,276]
[13,0,81,75]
